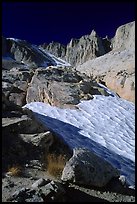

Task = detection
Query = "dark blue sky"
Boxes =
[2,2,135,45]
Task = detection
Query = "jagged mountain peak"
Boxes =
[2,37,71,68]
[40,28,111,67]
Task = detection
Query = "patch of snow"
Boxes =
[24,95,135,188]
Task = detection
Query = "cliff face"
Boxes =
[2,38,71,68]
[40,30,111,67]
[112,21,135,51]
[76,21,135,103]
[65,31,111,67]
[40,21,135,103]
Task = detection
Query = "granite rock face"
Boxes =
[65,31,111,66]
[76,21,135,103]
[40,30,111,67]
[112,21,135,51]
[2,38,71,68]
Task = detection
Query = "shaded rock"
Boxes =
[2,92,24,117]
[3,38,55,67]
[61,148,120,187]
[2,95,72,175]
[2,116,40,172]
[2,96,50,172]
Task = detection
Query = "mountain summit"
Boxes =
[40,29,111,67]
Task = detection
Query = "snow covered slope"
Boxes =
[24,94,135,188]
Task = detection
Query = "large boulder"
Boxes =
[26,66,110,107]
[61,148,120,187]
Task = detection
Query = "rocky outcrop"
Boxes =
[76,21,135,103]
[40,30,111,67]
[3,57,112,109]
[61,148,120,187]
[26,66,110,107]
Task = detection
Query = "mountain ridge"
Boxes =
[2,21,135,103]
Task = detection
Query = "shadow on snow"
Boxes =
[33,112,135,187]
